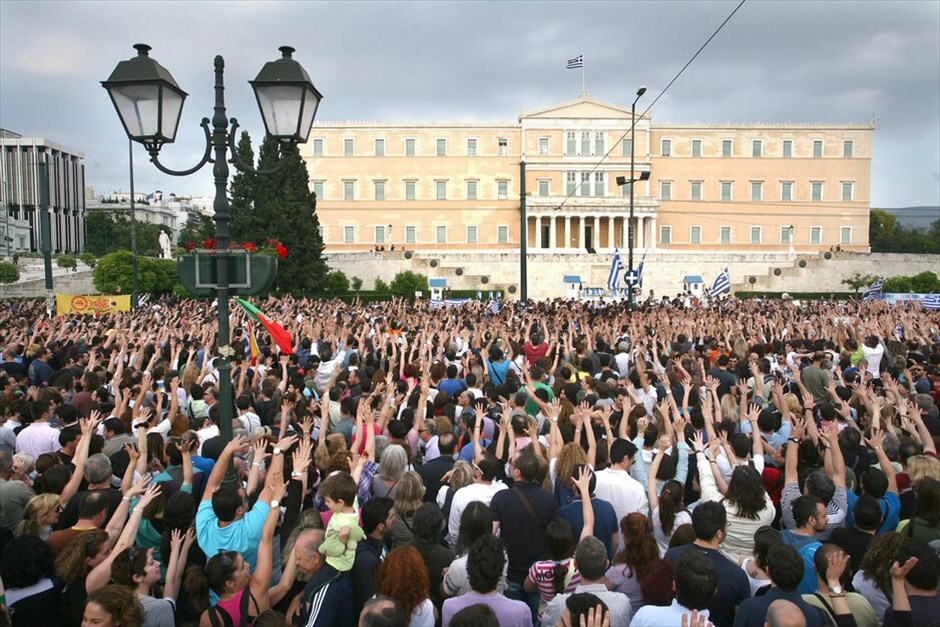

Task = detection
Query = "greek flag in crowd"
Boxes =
[710,267,731,296]
[566,55,583,69]
[488,299,501,314]
[862,277,884,301]
[923,294,940,310]
[607,249,624,291]
[637,249,648,289]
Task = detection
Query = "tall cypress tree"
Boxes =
[229,131,258,243]
[254,136,328,294]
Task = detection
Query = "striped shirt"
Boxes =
[780,482,848,540]
[528,558,581,607]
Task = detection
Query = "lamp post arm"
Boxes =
[146,118,214,177]
[227,119,296,176]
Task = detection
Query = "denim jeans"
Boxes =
[506,579,542,625]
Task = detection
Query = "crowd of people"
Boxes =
[0,294,938,627]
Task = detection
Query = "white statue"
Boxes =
[159,231,172,259]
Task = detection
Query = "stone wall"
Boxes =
[323,250,940,299]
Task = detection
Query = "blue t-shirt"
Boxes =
[845,489,901,533]
[196,498,270,573]
[458,439,491,462]
[438,378,467,400]
[780,530,821,595]
[558,496,619,559]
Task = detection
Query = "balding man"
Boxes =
[765,600,807,627]
[292,528,355,627]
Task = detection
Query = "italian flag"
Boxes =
[235,298,294,355]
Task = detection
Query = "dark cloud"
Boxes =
[1,0,937,206]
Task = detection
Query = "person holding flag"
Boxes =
[710,266,731,297]
[862,277,885,301]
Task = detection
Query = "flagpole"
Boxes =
[582,64,585,93]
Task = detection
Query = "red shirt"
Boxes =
[523,341,549,364]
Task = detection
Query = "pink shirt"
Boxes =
[528,558,581,606]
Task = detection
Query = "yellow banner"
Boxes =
[56,293,131,315]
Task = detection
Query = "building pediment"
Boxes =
[520,94,645,121]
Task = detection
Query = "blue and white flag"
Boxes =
[862,278,884,301]
[710,267,731,296]
[566,55,583,69]
[637,249,648,289]
[488,299,501,314]
[607,249,624,291]
[430,298,471,310]
[923,294,940,310]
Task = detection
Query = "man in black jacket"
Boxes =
[419,432,456,504]
[351,496,394,616]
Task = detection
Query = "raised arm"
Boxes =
[648,440,668,512]
[865,429,898,495]
[202,436,249,502]
[573,466,595,540]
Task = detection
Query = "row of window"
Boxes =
[314,179,512,201]
[312,137,511,158]
[658,180,856,202]
[311,134,856,160]
[659,138,854,159]
[660,225,853,246]
[333,224,512,245]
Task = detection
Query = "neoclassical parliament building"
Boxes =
[304,94,872,261]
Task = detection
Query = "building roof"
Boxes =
[563,275,582,283]
[683,275,704,284]
[429,278,447,288]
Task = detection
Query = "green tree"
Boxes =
[178,213,216,248]
[0,260,19,284]
[374,278,389,293]
[253,136,328,293]
[84,212,123,256]
[351,276,363,291]
[229,131,260,244]
[83,211,167,257]
[325,270,349,293]
[79,252,96,268]
[93,251,180,294]
[389,270,429,298]
[841,272,878,294]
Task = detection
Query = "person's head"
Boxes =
[791,495,827,532]
[111,546,161,591]
[17,492,60,536]
[82,584,144,627]
[852,493,883,532]
[475,451,499,482]
[438,431,456,456]
[608,438,638,467]
[895,538,940,591]
[812,543,851,588]
[803,469,836,505]
[55,529,110,584]
[613,512,659,576]
[764,599,807,627]
[0,534,55,589]
[373,546,429,620]
[293,528,326,576]
[559,593,610,627]
[766,544,805,591]
[510,452,540,482]
[393,471,425,518]
[657,479,685,536]
[205,550,250,595]
[639,558,675,607]
[753,526,782,570]
[466,534,506,594]
[573,536,609,582]
[678,495,721,543]
[84,453,113,485]
[211,482,248,523]
[911,476,940,527]
[455,501,493,555]
[674,549,717,610]
[319,471,358,513]
[859,467,889,499]
[379,444,408,482]
[543,518,577,593]
[724,465,767,521]
[448,603,499,627]
[358,595,406,627]
[412,502,446,545]
[78,490,111,525]
[361,496,395,537]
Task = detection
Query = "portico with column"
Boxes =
[526,207,657,253]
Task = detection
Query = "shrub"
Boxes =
[351,276,363,292]
[56,254,77,270]
[374,278,389,293]
[0,261,19,284]
[324,270,349,293]
[389,270,429,298]
[79,252,96,268]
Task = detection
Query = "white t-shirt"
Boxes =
[409,598,435,627]
[861,343,885,378]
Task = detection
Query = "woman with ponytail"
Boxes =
[647,438,691,555]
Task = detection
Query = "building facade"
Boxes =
[0,129,86,255]
[305,95,872,255]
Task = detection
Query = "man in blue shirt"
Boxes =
[733,544,825,627]
[558,464,619,559]
[844,430,901,533]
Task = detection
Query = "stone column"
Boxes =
[593,216,600,250]
[564,216,571,250]
[550,216,557,249]
[607,216,615,250]
[650,215,657,249]
[535,215,543,249]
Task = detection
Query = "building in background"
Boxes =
[0,129,86,255]
[306,95,872,254]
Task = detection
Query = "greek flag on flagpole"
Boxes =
[566,55,583,69]
[711,267,731,296]
[923,294,940,310]
[607,249,624,291]
[637,249,648,289]
[862,277,884,301]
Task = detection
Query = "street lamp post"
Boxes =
[615,87,650,310]
[103,43,322,460]
[128,139,139,310]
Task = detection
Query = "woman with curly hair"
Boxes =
[373,546,435,626]
[695,432,775,565]
[55,530,110,627]
[82,584,144,627]
[15,492,60,539]
[551,441,587,508]
[387,471,425,549]
[852,531,906,621]
[606,513,660,614]
[1,534,59,626]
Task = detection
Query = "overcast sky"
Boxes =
[2,0,938,209]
